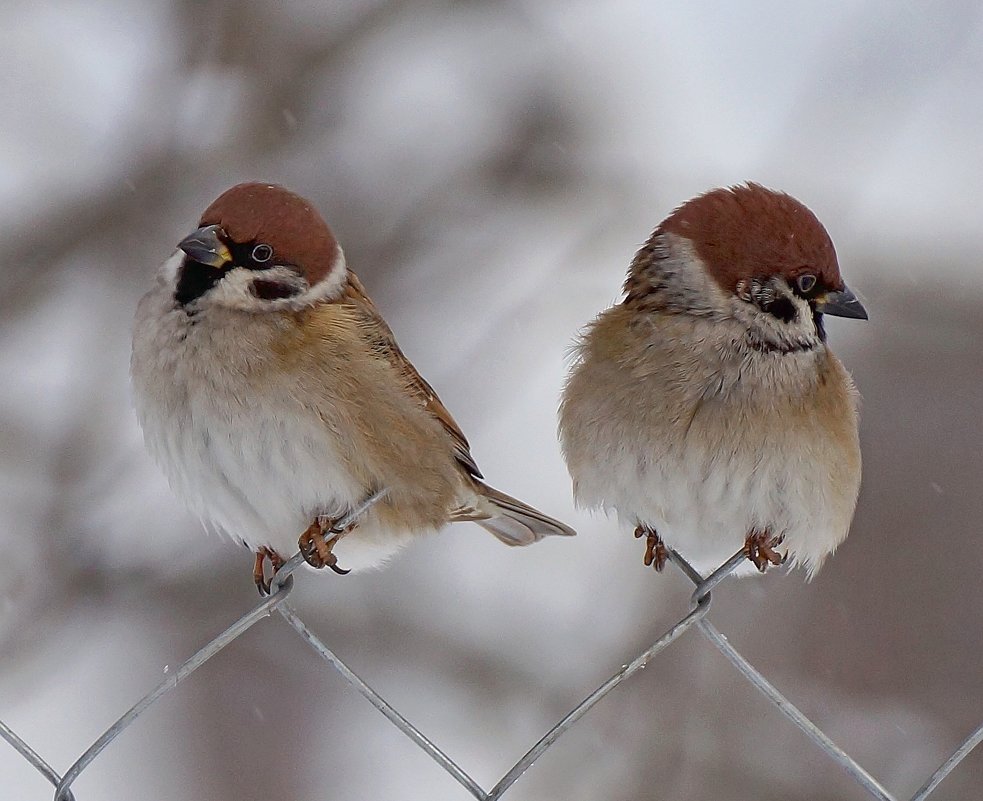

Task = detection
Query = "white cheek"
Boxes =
[205,245,349,312]
[204,266,309,312]
[206,268,262,310]
[786,295,817,335]
[731,291,819,346]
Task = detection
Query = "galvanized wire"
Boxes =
[1,504,981,800]
[0,719,76,801]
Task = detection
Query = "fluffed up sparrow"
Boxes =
[132,182,575,592]
[559,183,866,578]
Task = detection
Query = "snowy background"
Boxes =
[2,1,983,799]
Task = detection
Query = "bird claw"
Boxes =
[634,524,668,572]
[253,546,286,596]
[298,516,351,575]
[744,530,787,573]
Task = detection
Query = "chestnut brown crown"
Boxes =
[659,183,843,294]
[199,182,340,286]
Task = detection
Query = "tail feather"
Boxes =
[457,482,576,546]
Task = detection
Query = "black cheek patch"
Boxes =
[762,296,797,324]
[251,278,303,301]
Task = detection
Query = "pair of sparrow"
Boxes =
[131,182,866,593]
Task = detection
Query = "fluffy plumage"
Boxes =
[132,183,574,576]
[559,183,865,577]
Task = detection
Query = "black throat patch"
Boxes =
[175,257,229,307]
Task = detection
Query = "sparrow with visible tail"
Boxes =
[132,182,574,592]
[559,183,866,578]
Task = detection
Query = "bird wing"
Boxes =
[339,272,483,480]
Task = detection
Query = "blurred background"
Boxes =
[2,1,982,799]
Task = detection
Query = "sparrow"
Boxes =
[131,182,575,592]
[558,183,866,578]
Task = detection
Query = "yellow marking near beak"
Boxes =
[178,224,233,268]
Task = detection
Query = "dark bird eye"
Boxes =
[251,243,274,263]
[796,274,817,294]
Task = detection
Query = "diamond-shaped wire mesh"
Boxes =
[2,491,981,801]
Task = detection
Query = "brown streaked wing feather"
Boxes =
[339,273,483,479]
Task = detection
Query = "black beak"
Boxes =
[178,224,232,268]
[816,284,868,320]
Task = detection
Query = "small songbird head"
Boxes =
[171,182,347,312]
[624,183,867,353]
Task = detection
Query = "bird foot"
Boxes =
[298,516,352,575]
[253,546,286,596]
[634,524,668,572]
[744,530,787,573]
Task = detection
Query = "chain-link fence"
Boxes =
[3,490,980,801]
